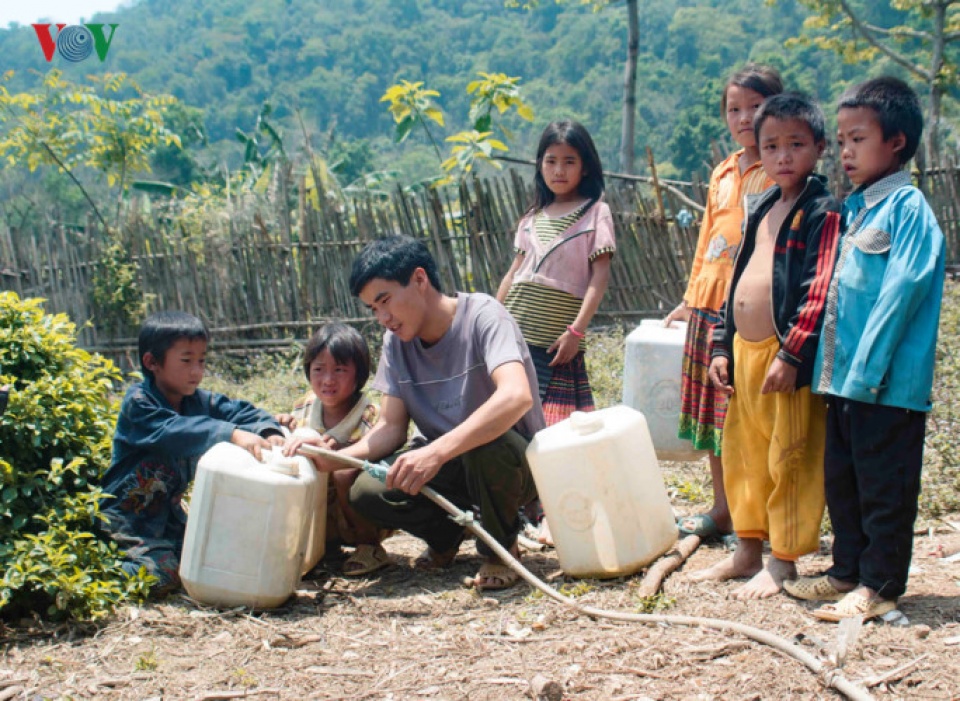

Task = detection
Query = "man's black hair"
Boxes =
[838,76,923,164]
[138,311,209,379]
[754,92,826,144]
[349,235,441,297]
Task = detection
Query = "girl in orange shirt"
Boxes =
[665,64,782,542]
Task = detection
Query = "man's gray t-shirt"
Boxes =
[372,292,546,441]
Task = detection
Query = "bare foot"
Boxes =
[537,518,554,546]
[733,556,797,600]
[689,538,763,582]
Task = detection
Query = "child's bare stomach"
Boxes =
[732,280,776,342]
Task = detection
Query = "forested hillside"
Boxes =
[0,0,935,181]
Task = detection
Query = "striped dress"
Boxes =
[678,151,773,455]
[504,202,615,426]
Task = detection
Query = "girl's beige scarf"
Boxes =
[308,392,373,445]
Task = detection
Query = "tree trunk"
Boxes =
[619,0,639,174]
[927,1,946,166]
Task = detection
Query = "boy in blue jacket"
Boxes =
[101,311,285,592]
[784,77,946,621]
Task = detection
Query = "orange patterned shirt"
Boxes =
[683,150,773,311]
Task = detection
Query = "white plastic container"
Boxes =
[180,442,318,608]
[301,473,328,575]
[622,319,705,462]
[287,427,328,574]
[526,406,677,578]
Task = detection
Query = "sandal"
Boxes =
[342,544,391,577]
[413,542,461,571]
[783,575,848,602]
[466,561,521,591]
[812,590,897,622]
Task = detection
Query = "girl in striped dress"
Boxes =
[664,64,783,542]
[497,120,615,543]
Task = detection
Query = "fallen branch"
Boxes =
[680,640,752,660]
[862,654,929,689]
[305,666,375,677]
[478,677,528,686]
[195,691,281,701]
[586,666,668,680]
[0,687,25,701]
[635,534,702,597]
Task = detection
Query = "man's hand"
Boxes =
[386,443,445,495]
[231,428,273,461]
[761,358,798,395]
[708,357,734,395]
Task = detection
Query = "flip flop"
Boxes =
[783,575,847,602]
[466,561,521,591]
[812,590,897,622]
[677,513,720,538]
[342,544,391,577]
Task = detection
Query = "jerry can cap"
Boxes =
[569,411,604,435]
[261,448,299,476]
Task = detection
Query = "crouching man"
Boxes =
[337,235,544,590]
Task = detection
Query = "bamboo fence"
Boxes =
[4,162,960,366]
[0,170,703,361]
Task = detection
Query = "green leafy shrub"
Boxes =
[89,240,147,337]
[0,292,152,621]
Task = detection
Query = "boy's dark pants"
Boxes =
[350,429,536,557]
[101,458,193,591]
[824,396,925,600]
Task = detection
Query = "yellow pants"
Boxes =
[722,335,826,561]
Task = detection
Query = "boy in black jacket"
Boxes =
[691,93,841,600]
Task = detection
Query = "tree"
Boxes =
[508,0,640,173]
[380,73,534,183]
[0,70,182,231]
[784,0,960,161]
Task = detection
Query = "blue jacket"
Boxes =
[814,171,945,411]
[102,377,282,497]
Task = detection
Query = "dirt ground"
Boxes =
[3,460,960,701]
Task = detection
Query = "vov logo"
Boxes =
[32,24,119,63]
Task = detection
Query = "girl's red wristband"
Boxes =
[566,325,585,339]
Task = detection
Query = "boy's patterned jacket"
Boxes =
[712,174,842,388]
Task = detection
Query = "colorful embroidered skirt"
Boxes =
[678,307,727,455]
[529,345,595,427]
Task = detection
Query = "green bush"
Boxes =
[88,241,148,338]
[0,292,152,621]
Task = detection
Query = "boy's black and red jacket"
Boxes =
[712,174,842,389]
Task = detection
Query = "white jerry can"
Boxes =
[526,407,677,578]
[622,319,706,462]
[179,442,318,608]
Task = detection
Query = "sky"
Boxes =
[0,0,132,28]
